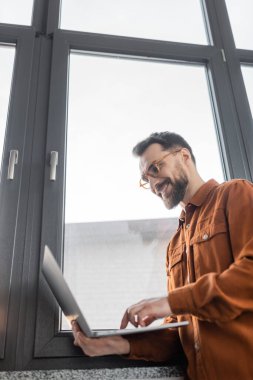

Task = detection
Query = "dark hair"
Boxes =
[132,132,196,164]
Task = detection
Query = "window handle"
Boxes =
[50,151,58,181]
[7,150,19,180]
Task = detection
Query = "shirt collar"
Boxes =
[177,179,220,229]
[188,179,220,207]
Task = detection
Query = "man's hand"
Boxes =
[120,296,172,329]
[72,321,130,357]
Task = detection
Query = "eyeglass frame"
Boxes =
[139,149,182,189]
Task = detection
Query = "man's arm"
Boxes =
[72,314,184,362]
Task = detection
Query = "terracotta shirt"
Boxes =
[126,179,253,380]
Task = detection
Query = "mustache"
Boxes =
[155,178,172,193]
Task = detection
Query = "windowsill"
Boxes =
[0,366,185,379]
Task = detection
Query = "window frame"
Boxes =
[0,24,36,368]
[205,0,253,175]
[0,0,253,371]
[33,28,251,364]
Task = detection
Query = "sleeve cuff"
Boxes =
[169,284,195,315]
[122,328,183,362]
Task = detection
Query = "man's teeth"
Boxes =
[160,182,168,193]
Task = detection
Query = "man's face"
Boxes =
[139,143,189,210]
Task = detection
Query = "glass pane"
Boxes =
[225,0,253,50]
[241,65,253,116]
[62,53,224,330]
[0,0,34,25]
[60,0,208,45]
[0,46,15,178]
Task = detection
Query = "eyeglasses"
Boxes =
[139,149,182,189]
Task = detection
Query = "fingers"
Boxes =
[135,309,153,327]
[139,315,156,326]
[120,309,141,329]
[72,320,87,347]
[120,304,153,329]
[71,320,130,356]
[71,320,97,355]
[72,320,81,333]
[120,297,171,329]
[120,310,129,329]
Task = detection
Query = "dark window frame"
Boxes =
[0,24,37,369]
[0,0,252,371]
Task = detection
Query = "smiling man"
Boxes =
[72,132,253,380]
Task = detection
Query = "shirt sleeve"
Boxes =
[125,315,185,362]
[169,180,253,323]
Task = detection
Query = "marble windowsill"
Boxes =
[0,366,185,379]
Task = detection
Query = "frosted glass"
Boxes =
[0,46,15,178]
[65,53,224,224]
[241,66,253,116]
[0,0,34,25]
[62,53,224,330]
[60,0,208,45]
[225,0,253,49]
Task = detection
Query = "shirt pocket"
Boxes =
[189,222,229,276]
[167,244,185,289]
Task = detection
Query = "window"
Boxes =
[0,22,35,365]
[0,0,34,25]
[0,45,15,175]
[60,0,208,44]
[0,0,253,372]
[241,66,253,116]
[65,54,223,225]
[225,0,253,50]
[63,54,224,330]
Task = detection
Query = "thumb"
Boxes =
[139,315,155,327]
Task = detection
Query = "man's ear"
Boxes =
[180,148,192,164]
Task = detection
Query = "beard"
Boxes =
[161,169,188,210]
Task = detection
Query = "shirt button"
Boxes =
[194,342,200,351]
[202,233,209,240]
[186,224,190,229]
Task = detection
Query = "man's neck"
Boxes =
[180,175,205,209]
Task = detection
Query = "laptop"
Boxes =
[42,245,189,338]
